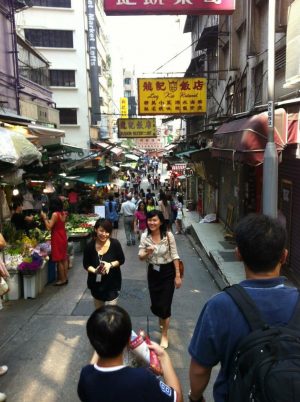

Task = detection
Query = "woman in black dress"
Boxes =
[138,210,182,349]
[83,219,125,309]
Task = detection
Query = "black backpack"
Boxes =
[224,284,300,402]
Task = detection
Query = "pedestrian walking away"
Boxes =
[138,210,182,349]
[104,194,119,229]
[188,213,298,402]
[120,194,136,246]
[78,305,183,402]
[83,219,125,310]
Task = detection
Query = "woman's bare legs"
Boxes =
[160,317,170,349]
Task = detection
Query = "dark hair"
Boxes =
[146,209,167,238]
[49,196,63,213]
[177,195,183,204]
[86,306,132,358]
[138,201,146,211]
[160,192,168,207]
[235,213,287,273]
[94,218,113,235]
[147,197,154,205]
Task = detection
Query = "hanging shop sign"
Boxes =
[104,0,235,16]
[138,77,207,116]
[117,118,156,138]
[86,0,101,126]
[120,97,128,118]
[172,163,187,172]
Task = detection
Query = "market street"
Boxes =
[0,219,219,402]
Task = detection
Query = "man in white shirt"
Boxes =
[120,195,137,246]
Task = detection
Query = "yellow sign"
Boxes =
[120,97,128,118]
[117,118,156,138]
[138,77,207,116]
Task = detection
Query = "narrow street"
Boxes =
[0,215,219,402]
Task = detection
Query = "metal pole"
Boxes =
[262,0,278,218]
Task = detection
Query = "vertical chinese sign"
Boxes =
[138,77,207,116]
[87,0,101,126]
[104,0,236,16]
[120,97,128,118]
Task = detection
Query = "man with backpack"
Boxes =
[188,213,300,402]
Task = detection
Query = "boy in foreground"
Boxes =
[78,305,183,402]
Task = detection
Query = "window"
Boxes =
[226,81,236,115]
[50,70,75,87]
[31,0,71,7]
[124,90,131,97]
[24,29,73,48]
[124,78,131,85]
[236,74,247,113]
[58,108,77,124]
[254,62,263,105]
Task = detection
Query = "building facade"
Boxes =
[183,0,300,283]
[17,0,113,148]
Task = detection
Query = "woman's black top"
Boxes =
[11,212,29,233]
[83,238,125,301]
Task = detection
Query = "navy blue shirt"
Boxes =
[78,364,176,402]
[189,277,298,402]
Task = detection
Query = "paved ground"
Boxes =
[0,217,220,402]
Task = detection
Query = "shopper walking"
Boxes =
[134,201,147,239]
[138,210,182,349]
[83,219,125,309]
[158,192,172,230]
[120,195,136,246]
[105,194,119,229]
[41,197,68,286]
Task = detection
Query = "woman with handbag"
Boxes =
[83,218,125,309]
[138,210,182,349]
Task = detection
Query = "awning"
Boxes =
[93,141,111,149]
[43,143,84,156]
[125,153,140,161]
[109,147,123,156]
[212,108,287,166]
[28,124,65,138]
[175,148,199,158]
[0,111,32,124]
[195,25,218,51]
[165,144,177,151]
[120,162,137,169]
[185,55,205,77]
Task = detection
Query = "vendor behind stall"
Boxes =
[11,202,34,234]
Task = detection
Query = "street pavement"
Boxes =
[0,217,220,401]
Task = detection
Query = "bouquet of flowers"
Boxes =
[17,252,43,274]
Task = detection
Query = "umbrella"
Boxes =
[0,127,41,167]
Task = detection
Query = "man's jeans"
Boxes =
[124,216,135,244]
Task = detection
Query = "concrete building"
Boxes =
[182,0,300,283]
[0,0,59,132]
[17,0,113,148]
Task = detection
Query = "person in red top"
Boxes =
[41,197,68,286]
[68,189,79,213]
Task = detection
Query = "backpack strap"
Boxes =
[286,290,300,331]
[224,284,268,331]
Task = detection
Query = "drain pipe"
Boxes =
[9,0,21,115]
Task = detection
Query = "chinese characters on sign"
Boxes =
[104,0,235,15]
[117,118,156,138]
[120,97,128,118]
[138,77,207,116]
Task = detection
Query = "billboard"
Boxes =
[104,0,235,15]
[117,118,156,138]
[138,77,207,116]
[120,97,128,118]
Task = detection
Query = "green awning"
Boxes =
[175,149,199,158]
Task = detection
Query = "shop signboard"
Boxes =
[117,118,156,138]
[104,0,235,16]
[138,77,207,116]
[120,97,128,118]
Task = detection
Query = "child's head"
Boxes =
[86,306,132,359]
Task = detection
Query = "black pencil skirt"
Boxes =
[147,262,175,319]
